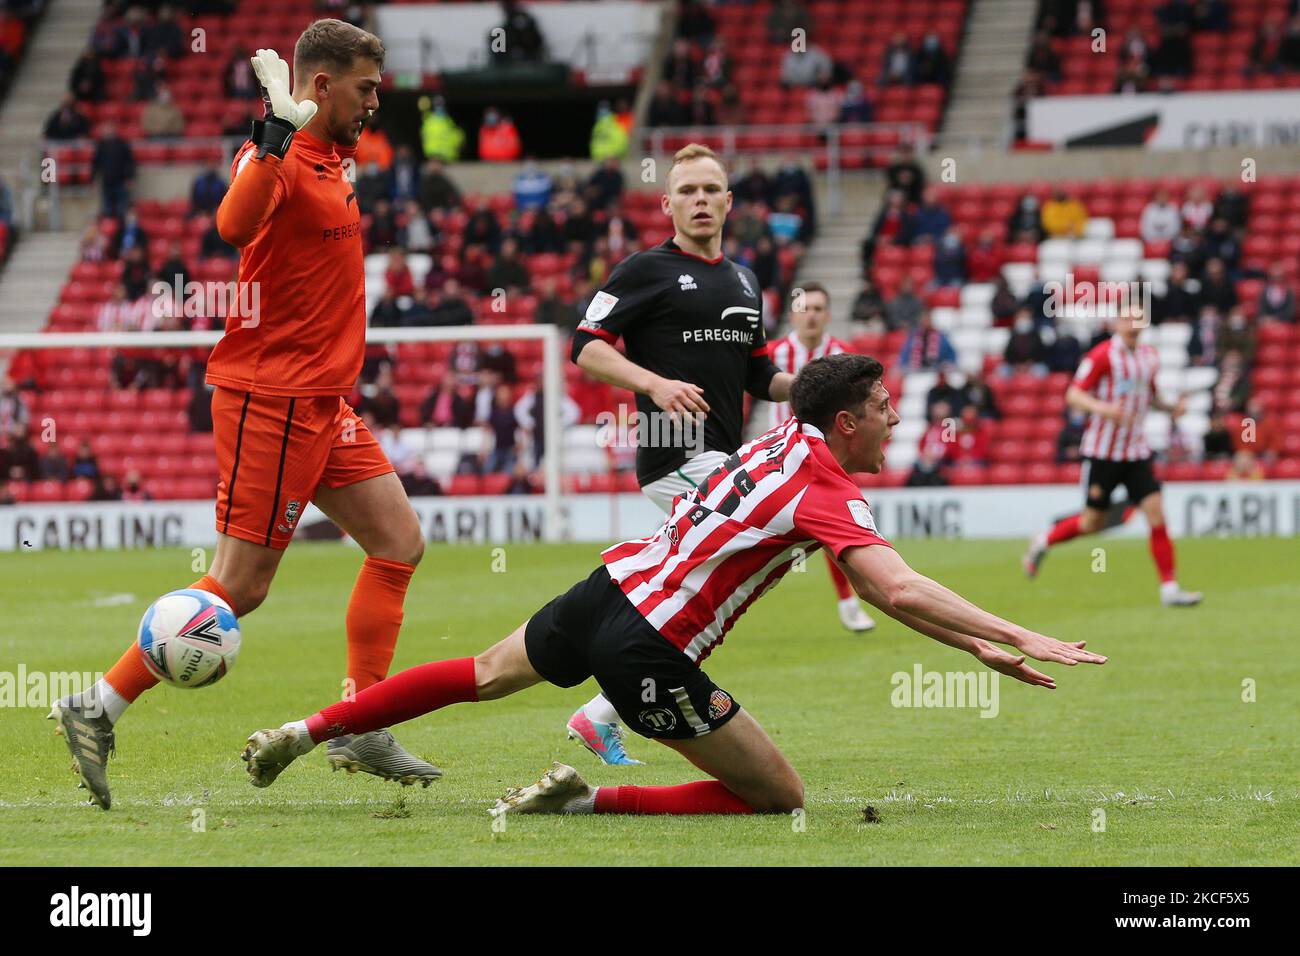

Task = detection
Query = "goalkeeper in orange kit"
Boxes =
[50,19,441,810]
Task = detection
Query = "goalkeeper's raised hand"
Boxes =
[249,48,318,160]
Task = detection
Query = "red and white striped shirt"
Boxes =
[601,418,891,663]
[767,332,851,426]
[1074,335,1159,461]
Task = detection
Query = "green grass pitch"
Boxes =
[1,536,1296,866]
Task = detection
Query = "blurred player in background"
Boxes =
[1022,308,1203,607]
[768,281,875,633]
[563,143,795,765]
[49,20,442,811]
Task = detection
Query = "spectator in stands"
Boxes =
[1257,263,1296,323]
[1153,14,1195,78]
[1213,349,1251,411]
[457,245,492,293]
[662,37,698,88]
[90,474,123,502]
[430,278,474,327]
[767,195,804,245]
[684,85,716,126]
[948,405,991,466]
[143,5,186,59]
[461,199,501,253]
[1044,324,1083,373]
[0,377,28,435]
[533,275,576,331]
[369,290,402,328]
[586,157,624,212]
[403,288,438,327]
[1140,189,1182,243]
[44,94,91,141]
[399,200,437,253]
[677,0,716,41]
[1169,222,1206,276]
[1236,397,1281,461]
[419,95,465,162]
[914,32,951,87]
[92,123,135,219]
[647,80,686,127]
[368,198,399,250]
[910,186,952,244]
[590,101,629,160]
[878,32,915,86]
[1041,188,1088,238]
[504,461,540,495]
[906,446,949,487]
[837,80,872,123]
[869,190,914,251]
[1217,307,1256,366]
[1011,70,1044,140]
[1003,309,1048,373]
[122,468,151,501]
[766,0,809,44]
[97,282,146,333]
[400,460,443,497]
[1226,449,1265,481]
[781,40,833,88]
[481,383,520,474]
[1056,409,1086,463]
[562,196,595,249]
[885,144,925,205]
[141,85,184,138]
[493,0,546,62]
[900,311,957,369]
[356,160,389,213]
[199,214,238,259]
[512,161,552,211]
[1200,218,1240,275]
[849,278,886,328]
[925,370,965,419]
[69,48,105,102]
[109,7,149,60]
[1194,0,1230,31]
[5,425,39,480]
[420,378,474,429]
[519,206,563,254]
[1113,61,1147,94]
[1201,410,1233,460]
[1248,20,1285,75]
[419,157,461,211]
[716,83,745,125]
[38,439,69,482]
[487,237,531,294]
[0,480,14,506]
[1199,257,1237,313]
[885,275,924,330]
[805,72,842,127]
[1007,194,1045,244]
[358,368,401,429]
[190,166,226,218]
[931,228,966,287]
[988,275,1020,325]
[120,245,151,299]
[1154,260,1200,324]
[1025,30,1061,82]
[1281,15,1300,70]
[384,249,416,298]
[1212,185,1249,230]
[78,220,110,262]
[963,370,1002,419]
[131,51,168,103]
[514,374,579,468]
[225,45,259,99]
[1180,183,1213,231]
[388,144,421,205]
[699,34,730,87]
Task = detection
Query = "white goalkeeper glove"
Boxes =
[249,48,318,159]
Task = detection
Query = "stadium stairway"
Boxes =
[0,0,103,230]
[936,0,1036,151]
[0,232,81,336]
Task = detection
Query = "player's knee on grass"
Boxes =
[743,770,804,814]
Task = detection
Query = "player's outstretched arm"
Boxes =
[840,545,1106,683]
[575,337,710,415]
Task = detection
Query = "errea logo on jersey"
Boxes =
[678,274,698,291]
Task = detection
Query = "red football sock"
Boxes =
[305,657,477,742]
[824,551,853,600]
[1046,513,1083,546]
[593,781,755,815]
[104,573,239,702]
[1149,524,1176,583]
[346,556,415,693]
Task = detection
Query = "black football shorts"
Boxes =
[1081,456,1161,511]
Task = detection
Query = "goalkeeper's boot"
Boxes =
[1160,582,1203,607]
[490,762,595,817]
[566,708,644,766]
[242,725,313,788]
[1022,532,1049,579]
[326,729,441,786]
[49,698,115,810]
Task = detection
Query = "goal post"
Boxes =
[0,323,568,543]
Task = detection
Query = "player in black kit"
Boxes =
[562,143,795,765]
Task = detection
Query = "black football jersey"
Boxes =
[571,239,781,485]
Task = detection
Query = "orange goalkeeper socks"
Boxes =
[104,573,239,703]
[345,556,416,693]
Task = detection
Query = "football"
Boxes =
[136,589,241,689]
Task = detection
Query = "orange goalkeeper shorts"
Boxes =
[211,387,394,550]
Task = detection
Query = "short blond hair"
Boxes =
[668,143,728,186]
[295,18,386,78]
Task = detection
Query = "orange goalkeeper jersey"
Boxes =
[206,129,365,397]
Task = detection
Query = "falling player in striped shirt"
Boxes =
[1023,308,1202,606]
[768,281,877,633]
[243,354,1106,817]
